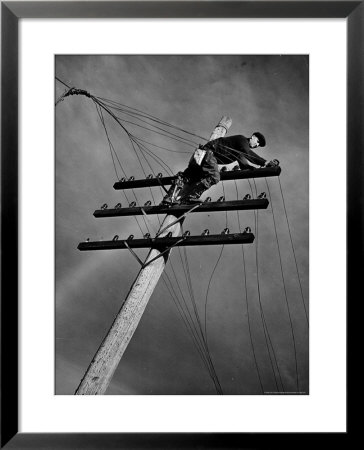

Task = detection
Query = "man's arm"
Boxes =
[241,147,267,167]
[240,148,280,169]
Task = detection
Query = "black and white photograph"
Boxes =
[55,55,309,395]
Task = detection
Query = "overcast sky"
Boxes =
[55,55,309,395]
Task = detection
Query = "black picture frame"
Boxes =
[1,1,360,448]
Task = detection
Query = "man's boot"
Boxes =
[160,173,185,205]
[180,180,210,204]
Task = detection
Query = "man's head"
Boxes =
[249,132,266,149]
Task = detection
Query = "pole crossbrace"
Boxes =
[124,241,145,266]
[155,203,201,237]
[124,237,187,268]
[142,237,186,268]
[140,207,158,235]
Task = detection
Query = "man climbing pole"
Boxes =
[161,132,279,205]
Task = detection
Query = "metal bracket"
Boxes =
[124,237,187,269]
[143,237,186,268]
[140,207,157,235]
[155,203,201,237]
[124,241,145,266]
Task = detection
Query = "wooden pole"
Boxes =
[75,116,231,395]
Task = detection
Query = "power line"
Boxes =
[96,99,200,146]
[96,95,208,141]
[179,243,224,394]
[253,180,284,392]
[277,176,309,326]
[92,84,224,393]
[234,180,265,394]
[55,76,71,89]
[161,273,222,393]
[264,178,300,392]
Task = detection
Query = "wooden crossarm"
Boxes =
[78,232,255,251]
[113,166,281,190]
[94,199,269,218]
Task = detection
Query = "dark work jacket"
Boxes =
[202,135,266,167]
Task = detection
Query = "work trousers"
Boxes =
[182,149,220,188]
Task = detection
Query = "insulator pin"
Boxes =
[144,233,151,239]
[85,238,90,242]
[101,203,108,210]
[144,200,152,206]
[167,232,173,238]
[233,165,240,171]
[244,227,252,234]
[114,203,122,209]
[157,173,163,178]
[128,176,135,181]
[202,229,210,236]
[129,201,136,207]
[119,177,126,182]
[204,197,211,203]
[243,194,251,200]
[113,235,119,241]
[221,228,230,235]
[258,192,267,199]
[127,234,134,240]
[220,166,227,172]
[147,174,153,179]
[217,196,225,202]
[182,230,190,237]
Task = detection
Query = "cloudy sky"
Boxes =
[55,55,309,395]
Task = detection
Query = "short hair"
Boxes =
[253,132,266,147]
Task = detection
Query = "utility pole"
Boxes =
[75,116,232,394]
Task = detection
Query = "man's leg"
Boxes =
[180,150,220,204]
[180,176,217,204]
[160,172,187,205]
[160,154,207,205]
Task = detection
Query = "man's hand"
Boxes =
[265,159,280,168]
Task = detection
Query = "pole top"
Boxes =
[210,115,232,141]
[217,116,232,130]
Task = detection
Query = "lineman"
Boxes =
[161,132,279,205]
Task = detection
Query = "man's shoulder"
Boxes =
[227,134,248,142]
